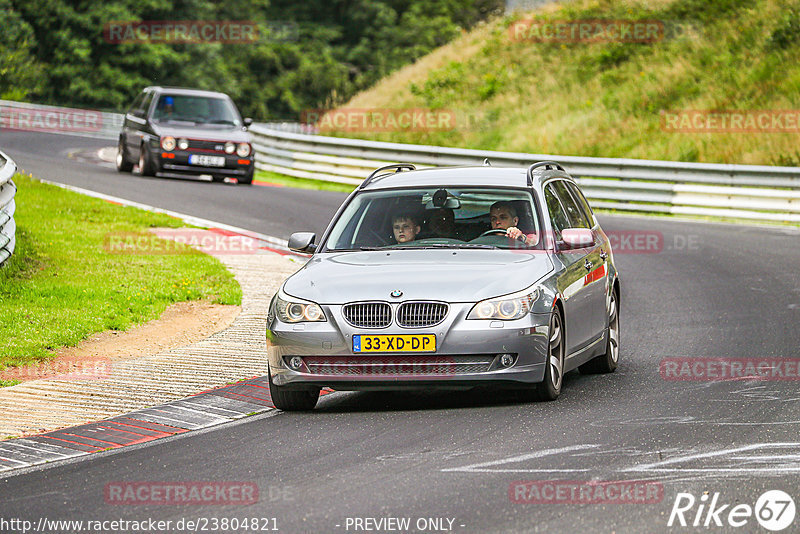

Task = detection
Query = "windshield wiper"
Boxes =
[377,244,499,250]
[451,243,498,249]
[347,244,498,251]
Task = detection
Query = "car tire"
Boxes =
[268,370,320,411]
[536,309,564,401]
[138,143,157,177]
[238,166,254,185]
[579,288,619,374]
[116,139,134,172]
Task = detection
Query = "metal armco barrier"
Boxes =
[2,99,799,223]
[249,126,800,223]
[0,99,123,140]
[0,151,17,266]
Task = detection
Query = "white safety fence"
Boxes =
[1,99,798,223]
[250,126,800,223]
[0,151,17,266]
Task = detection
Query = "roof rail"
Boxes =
[526,160,565,186]
[360,163,416,189]
[483,158,491,166]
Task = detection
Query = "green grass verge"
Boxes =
[254,169,356,193]
[0,173,242,377]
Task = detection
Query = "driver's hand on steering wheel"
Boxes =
[505,226,528,244]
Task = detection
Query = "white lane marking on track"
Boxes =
[34,178,304,258]
[441,444,600,473]
[622,442,800,474]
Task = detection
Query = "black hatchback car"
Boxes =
[116,87,255,184]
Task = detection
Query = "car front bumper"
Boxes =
[267,303,552,390]
[158,150,253,176]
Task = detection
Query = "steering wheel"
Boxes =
[478,229,528,244]
[478,229,509,238]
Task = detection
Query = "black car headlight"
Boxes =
[275,290,326,323]
[467,287,539,321]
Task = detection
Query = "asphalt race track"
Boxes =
[0,130,348,240]
[2,130,800,533]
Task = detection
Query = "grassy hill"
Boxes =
[332,0,800,166]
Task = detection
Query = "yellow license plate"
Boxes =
[353,334,436,353]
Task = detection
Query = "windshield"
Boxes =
[323,187,543,252]
[151,94,241,127]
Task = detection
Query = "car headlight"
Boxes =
[236,142,251,157]
[467,288,539,321]
[160,136,176,151]
[224,141,236,154]
[275,290,326,323]
[177,138,189,150]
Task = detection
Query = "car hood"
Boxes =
[283,249,554,304]
[151,123,251,142]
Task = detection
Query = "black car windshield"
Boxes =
[323,187,543,251]
[152,94,241,127]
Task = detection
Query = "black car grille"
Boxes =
[397,301,449,328]
[300,355,494,376]
[342,302,391,328]
[188,139,225,151]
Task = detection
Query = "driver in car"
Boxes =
[489,201,537,246]
[392,213,421,244]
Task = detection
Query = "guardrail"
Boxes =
[0,99,122,140]
[2,99,798,223]
[249,126,800,223]
[0,151,17,266]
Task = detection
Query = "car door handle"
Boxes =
[599,250,608,261]
[584,259,593,271]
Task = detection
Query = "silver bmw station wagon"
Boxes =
[266,162,620,410]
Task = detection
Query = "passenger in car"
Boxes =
[422,207,457,238]
[391,213,421,243]
[489,201,538,246]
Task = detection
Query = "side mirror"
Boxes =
[288,232,317,253]
[243,117,253,128]
[561,228,593,249]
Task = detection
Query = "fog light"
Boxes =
[289,356,304,370]
[499,353,515,368]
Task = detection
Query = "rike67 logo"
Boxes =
[668,490,796,531]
